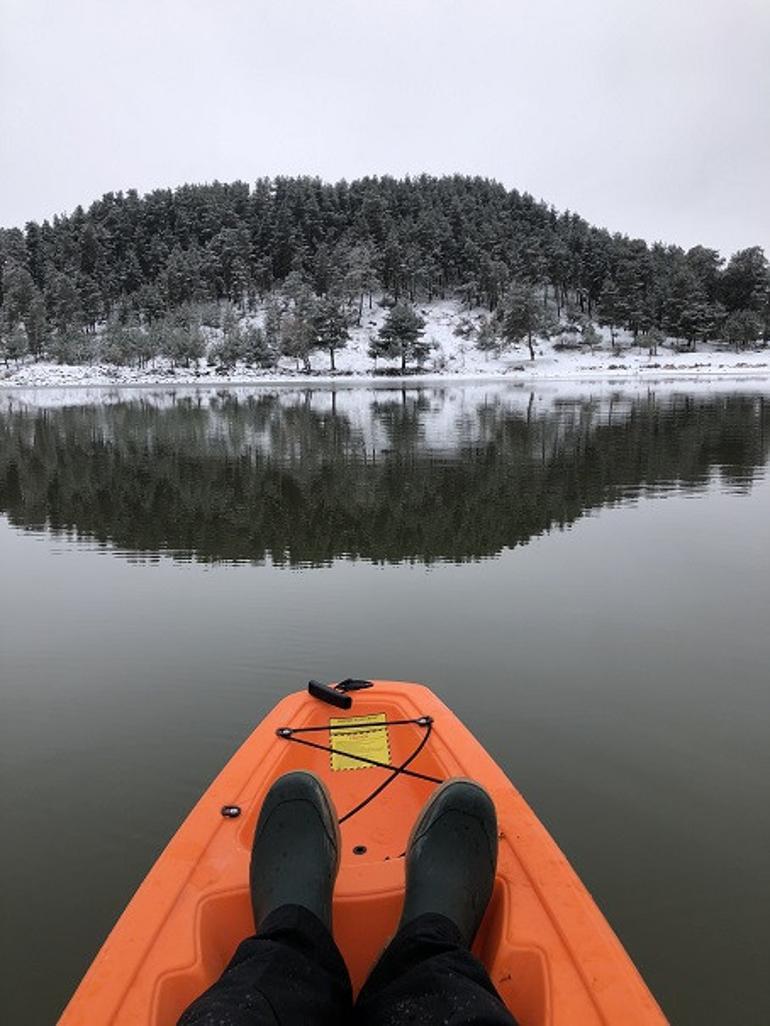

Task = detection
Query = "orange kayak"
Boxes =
[60,681,667,1025]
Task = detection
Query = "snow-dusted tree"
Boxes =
[242,324,273,367]
[313,297,349,370]
[46,271,82,333]
[581,322,602,352]
[0,321,29,365]
[161,309,205,367]
[369,303,428,371]
[209,327,244,371]
[100,316,150,366]
[597,279,622,353]
[499,282,545,361]
[343,241,379,322]
[720,247,768,312]
[100,318,134,365]
[263,297,283,352]
[638,327,665,357]
[25,291,49,356]
[280,311,317,372]
[723,310,761,352]
[1,263,36,326]
[47,326,97,364]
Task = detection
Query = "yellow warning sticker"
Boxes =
[329,713,390,772]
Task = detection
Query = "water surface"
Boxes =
[1,383,768,1025]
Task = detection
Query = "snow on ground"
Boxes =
[1,299,768,390]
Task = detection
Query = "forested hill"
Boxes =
[1,175,768,367]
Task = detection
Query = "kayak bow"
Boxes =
[60,681,667,1025]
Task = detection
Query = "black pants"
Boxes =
[179,903,519,1026]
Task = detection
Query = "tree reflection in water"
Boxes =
[0,387,767,565]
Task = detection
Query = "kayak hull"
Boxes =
[60,682,667,1025]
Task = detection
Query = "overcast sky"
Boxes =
[1,0,768,257]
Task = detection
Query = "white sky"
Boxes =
[1,0,769,258]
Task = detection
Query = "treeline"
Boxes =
[1,175,768,367]
[1,391,766,564]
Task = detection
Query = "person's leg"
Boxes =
[354,911,517,1026]
[354,780,518,1026]
[179,903,351,1026]
[177,772,352,1026]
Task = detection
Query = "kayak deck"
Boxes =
[60,681,667,1025]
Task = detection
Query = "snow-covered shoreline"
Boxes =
[2,299,768,390]
[3,349,768,391]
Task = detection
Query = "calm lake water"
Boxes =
[1,382,769,1025]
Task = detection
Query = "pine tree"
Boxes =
[161,309,205,367]
[499,282,545,361]
[1,263,36,325]
[597,279,622,353]
[723,310,761,351]
[263,297,283,351]
[581,322,602,352]
[2,323,29,364]
[369,303,428,371]
[242,324,273,368]
[279,310,317,372]
[24,290,48,356]
[313,297,349,371]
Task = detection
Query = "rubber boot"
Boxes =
[400,778,498,946]
[249,770,341,931]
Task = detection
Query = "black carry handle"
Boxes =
[308,680,353,709]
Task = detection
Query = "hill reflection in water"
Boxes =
[1,385,767,566]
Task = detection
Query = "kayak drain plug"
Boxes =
[353,845,367,855]
[221,805,241,818]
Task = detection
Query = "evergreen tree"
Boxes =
[499,282,545,361]
[46,272,81,332]
[242,324,273,368]
[0,321,29,364]
[597,279,622,352]
[720,248,769,313]
[25,290,49,356]
[343,241,379,322]
[723,310,761,351]
[581,322,602,352]
[161,309,205,367]
[280,310,317,372]
[639,326,665,357]
[369,303,428,371]
[1,263,36,325]
[263,296,283,351]
[313,297,349,370]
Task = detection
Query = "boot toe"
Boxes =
[257,770,339,851]
[412,778,498,859]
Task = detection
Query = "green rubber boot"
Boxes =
[400,778,498,946]
[249,770,341,931]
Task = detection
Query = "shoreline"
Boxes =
[2,363,768,392]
